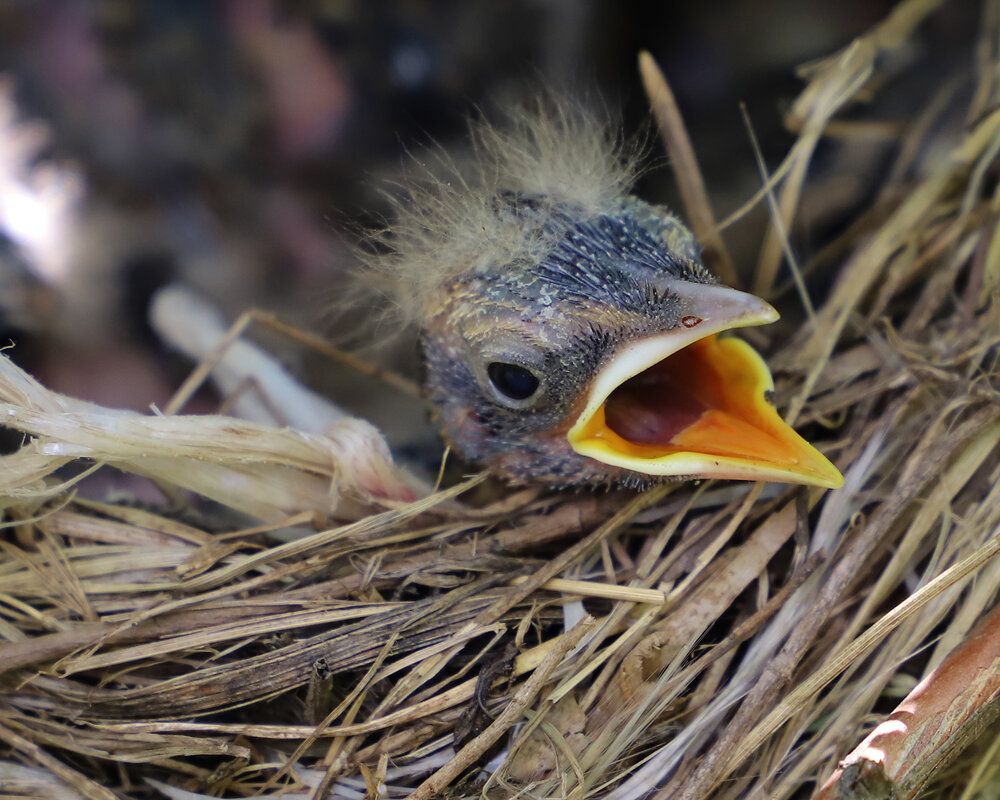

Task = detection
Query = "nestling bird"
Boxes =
[368,100,843,490]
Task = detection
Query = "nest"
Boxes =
[2,2,1000,798]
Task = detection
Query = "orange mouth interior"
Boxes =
[569,335,843,487]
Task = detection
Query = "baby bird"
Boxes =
[371,101,842,490]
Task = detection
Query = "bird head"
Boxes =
[372,102,843,490]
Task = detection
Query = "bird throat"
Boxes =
[567,333,844,488]
[603,342,715,445]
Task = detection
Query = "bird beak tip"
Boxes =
[677,283,780,331]
[760,300,780,324]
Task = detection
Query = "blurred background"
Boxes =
[0,0,977,455]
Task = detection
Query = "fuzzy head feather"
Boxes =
[362,99,676,327]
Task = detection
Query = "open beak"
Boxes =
[566,284,843,488]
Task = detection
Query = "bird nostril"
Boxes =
[488,362,540,401]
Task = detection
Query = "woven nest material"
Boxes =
[3,2,1000,799]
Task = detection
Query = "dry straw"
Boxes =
[3,0,1000,797]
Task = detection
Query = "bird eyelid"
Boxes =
[469,327,547,368]
[469,335,549,409]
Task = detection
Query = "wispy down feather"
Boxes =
[357,97,643,329]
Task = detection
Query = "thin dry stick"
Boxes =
[639,51,740,288]
[403,615,595,800]
[0,722,119,800]
[163,309,253,415]
[508,576,666,604]
[752,54,871,297]
[163,308,421,416]
[740,103,815,323]
[250,311,423,400]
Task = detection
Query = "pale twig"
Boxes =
[740,103,815,322]
[639,51,740,288]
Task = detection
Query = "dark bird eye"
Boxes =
[487,362,539,401]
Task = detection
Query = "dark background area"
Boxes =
[0,0,974,443]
